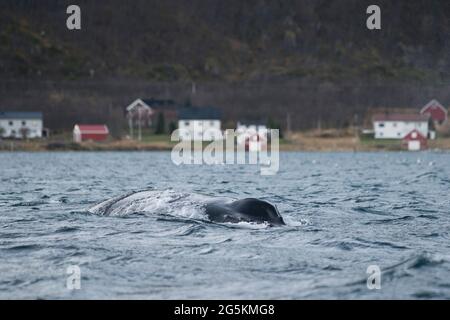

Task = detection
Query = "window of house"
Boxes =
[393,122,397,127]
[184,121,189,126]
[9,121,13,126]
[210,121,215,126]
[378,123,385,128]
[22,121,26,126]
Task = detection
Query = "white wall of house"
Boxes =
[178,119,222,141]
[373,120,428,139]
[236,123,268,145]
[0,118,43,139]
[73,125,81,143]
[407,140,421,151]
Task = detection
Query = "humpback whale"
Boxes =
[88,190,285,226]
[205,198,285,226]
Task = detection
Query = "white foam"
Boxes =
[222,221,271,229]
[283,216,310,227]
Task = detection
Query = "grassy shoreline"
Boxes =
[2,133,450,152]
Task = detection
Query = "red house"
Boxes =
[420,99,448,124]
[244,132,267,152]
[402,129,427,151]
[73,124,109,143]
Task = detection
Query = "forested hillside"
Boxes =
[0,0,449,132]
[1,0,449,81]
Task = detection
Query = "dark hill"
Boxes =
[0,0,449,132]
[1,0,449,82]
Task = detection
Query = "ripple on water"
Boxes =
[352,206,389,216]
[55,226,80,233]
[364,215,415,225]
[1,152,450,299]
[4,244,42,251]
[12,201,47,207]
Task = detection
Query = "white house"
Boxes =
[126,98,153,114]
[177,106,222,141]
[236,122,268,151]
[373,114,430,139]
[0,112,43,139]
[126,99,154,126]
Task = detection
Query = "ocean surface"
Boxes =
[0,151,449,299]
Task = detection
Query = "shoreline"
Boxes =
[2,135,450,152]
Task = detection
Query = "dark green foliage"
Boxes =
[154,112,165,134]
[267,118,283,139]
[0,0,449,81]
[107,107,126,139]
[1,0,449,132]
[168,121,177,134]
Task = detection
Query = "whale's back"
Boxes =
[205,198,285,226]
[89,191,284,226]
[88,190,210,218]
[230,198,285,225]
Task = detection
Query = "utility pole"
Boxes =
[353,113,360,140]
[286,112,292,134]
[353,114,359,134]
[353,113,359,152]
[128,113,133,139]
[138,108,142,141]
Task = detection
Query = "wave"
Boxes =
[12,200,48,207]
[398,252,449,270]
[337,252,449,293]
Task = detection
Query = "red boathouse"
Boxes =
[73,124,109,143]
[402,129,427,151]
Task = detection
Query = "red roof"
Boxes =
[420,100,448,122]
[403,129,426,141]
[372,114,430,122]
[75,124,109,134]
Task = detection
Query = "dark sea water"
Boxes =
[0,151,449,299]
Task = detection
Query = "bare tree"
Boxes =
[19,127,30,140]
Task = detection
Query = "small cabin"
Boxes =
[73,124,109,143]
[402,129,427,151]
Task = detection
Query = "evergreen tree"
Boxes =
[267,118,283,139]
[155,112,165,134]
[168,121,177,134]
